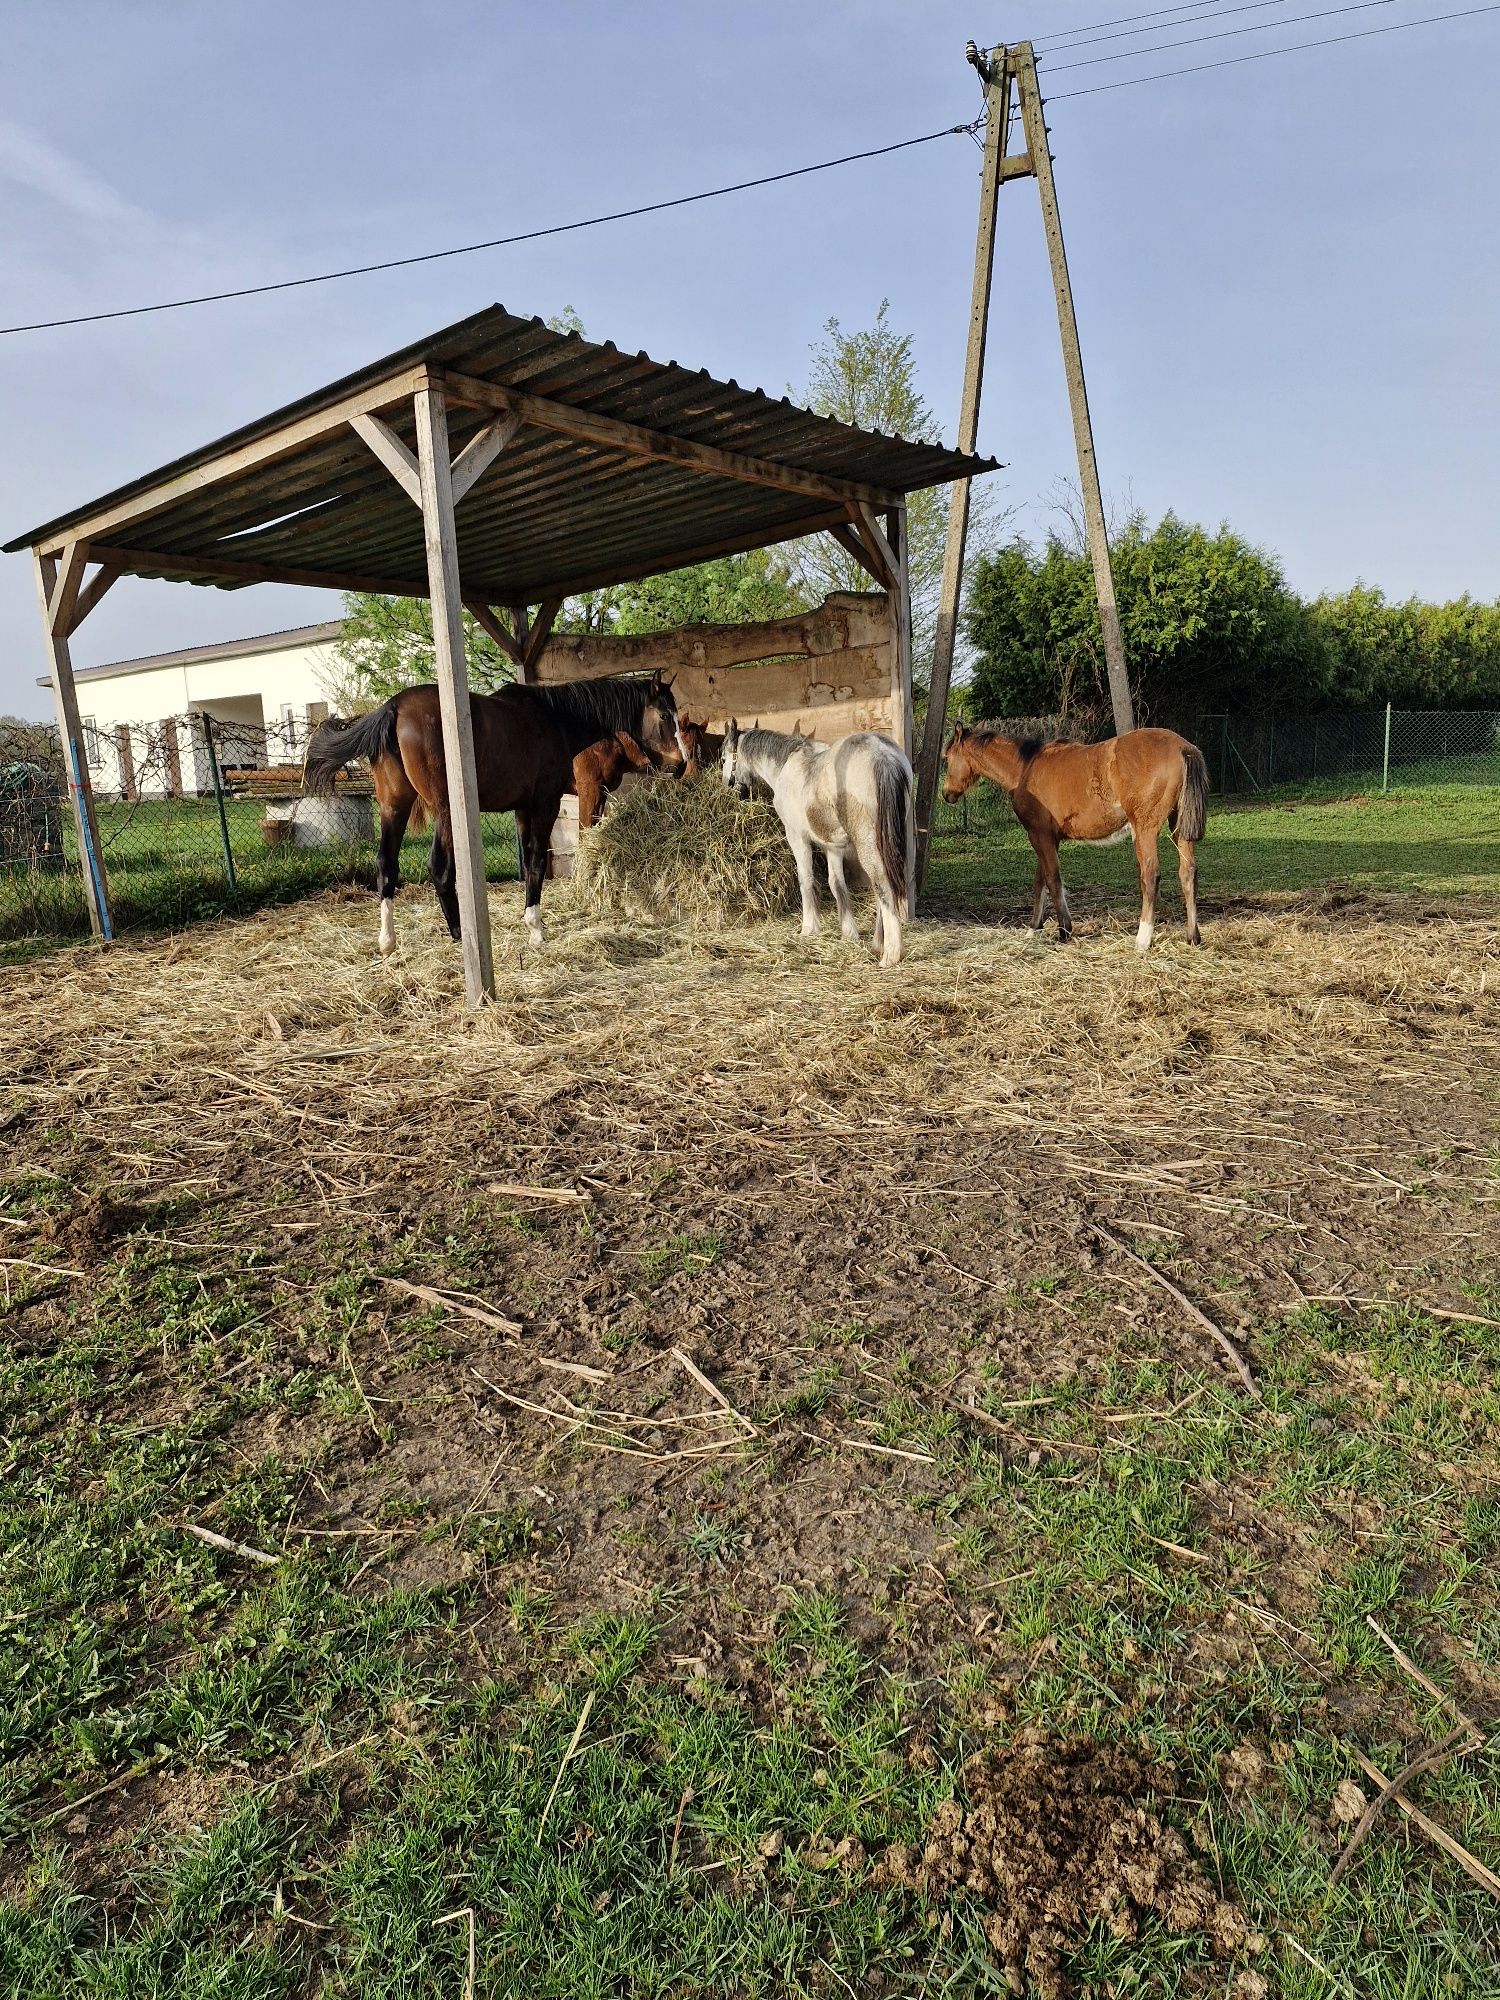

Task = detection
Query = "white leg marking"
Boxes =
[1135,918,1154,953]
[879,900,904,968]
[378,898,396,957]
[524,904,546,946]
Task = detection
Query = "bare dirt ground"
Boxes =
[4,877,1499,1994]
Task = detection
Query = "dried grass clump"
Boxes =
[569,775,798,926]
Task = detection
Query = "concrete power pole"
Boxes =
[914,39,1133,892]
[1012,41,1134,741]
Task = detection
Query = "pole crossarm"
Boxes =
[439,368,904,514]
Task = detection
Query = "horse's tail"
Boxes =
[303,702,401,796]
[873,747,911,908]
[1176,741,1210,843]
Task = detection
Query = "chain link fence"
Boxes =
[1,712,518,950]
[927,707,1500,904]
[1203,707,1500,799]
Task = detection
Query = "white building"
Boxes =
[43,622,345,799]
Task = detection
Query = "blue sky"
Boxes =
[2,0,1496,717]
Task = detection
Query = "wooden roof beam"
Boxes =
[450,412,522,503]
[464,600,525,667]
[36,364,434,558]
[439,368,904,514]
[349,413,422,506]
[86,539,435,597]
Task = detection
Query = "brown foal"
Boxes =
[942,724,1209,950]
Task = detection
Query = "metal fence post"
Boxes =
[1382,702,1392,794]
[201,712,238,897]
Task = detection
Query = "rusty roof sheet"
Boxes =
[5,305,999,604]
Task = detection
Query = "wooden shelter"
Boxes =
[6,305,996,1002]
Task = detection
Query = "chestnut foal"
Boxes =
[942,724,1208,951]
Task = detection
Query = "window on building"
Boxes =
[82,717,103,767]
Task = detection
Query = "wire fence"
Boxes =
[927,706,1500,903]
[1203,707,1500,799]
[0,712,518,948]
[6,706,1498,950]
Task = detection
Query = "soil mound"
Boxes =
[880,1728,1248,1998]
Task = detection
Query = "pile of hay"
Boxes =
[569,773,798,926]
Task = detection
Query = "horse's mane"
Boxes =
[741,726,820,774]
[531,675,658,738]
[970,723,1046,765]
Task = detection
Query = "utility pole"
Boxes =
[1012,41,1133,740]
[914,38,1133,892]
[913,41,1014,889]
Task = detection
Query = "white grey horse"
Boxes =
[720,722,914,967]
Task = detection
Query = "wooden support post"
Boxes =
[1013,42,1134,737]
[33,550,112,940]
[885,504,917,917]
[914,46,1015,892]
[413,384,495,1005]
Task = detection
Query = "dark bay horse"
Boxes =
[305,674,680,952]
[942,724,1209,951]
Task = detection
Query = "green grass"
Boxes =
[2,1231,1497,1995]
[930,774,1500,908]
[0,802,519,951]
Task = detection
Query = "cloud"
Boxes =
[0,114,162,237]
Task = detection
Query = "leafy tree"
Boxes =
[789,300,1002,674]
[965,512,1326,731]
[1309,585,1500,707]
[330,594,513,710]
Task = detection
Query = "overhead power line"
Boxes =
[0,120,977,338]
[1045,0,1499,94]
[1046,0,1408,74]
[2,0,1494,339]
[1038,0,1290,55]
[1038,0,1264,44]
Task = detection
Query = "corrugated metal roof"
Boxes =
[5,305,999,605]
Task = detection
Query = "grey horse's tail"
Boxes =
[874,748,911,907]
[303,702,401,795]
[1176,743,1209,843]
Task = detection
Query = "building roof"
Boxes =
[5,304,999,606]
[39,621,344,688]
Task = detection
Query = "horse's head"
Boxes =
[637,671,684,769]
[942,720,980,803]
[677,716,723,777]
[719,719,748,795]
